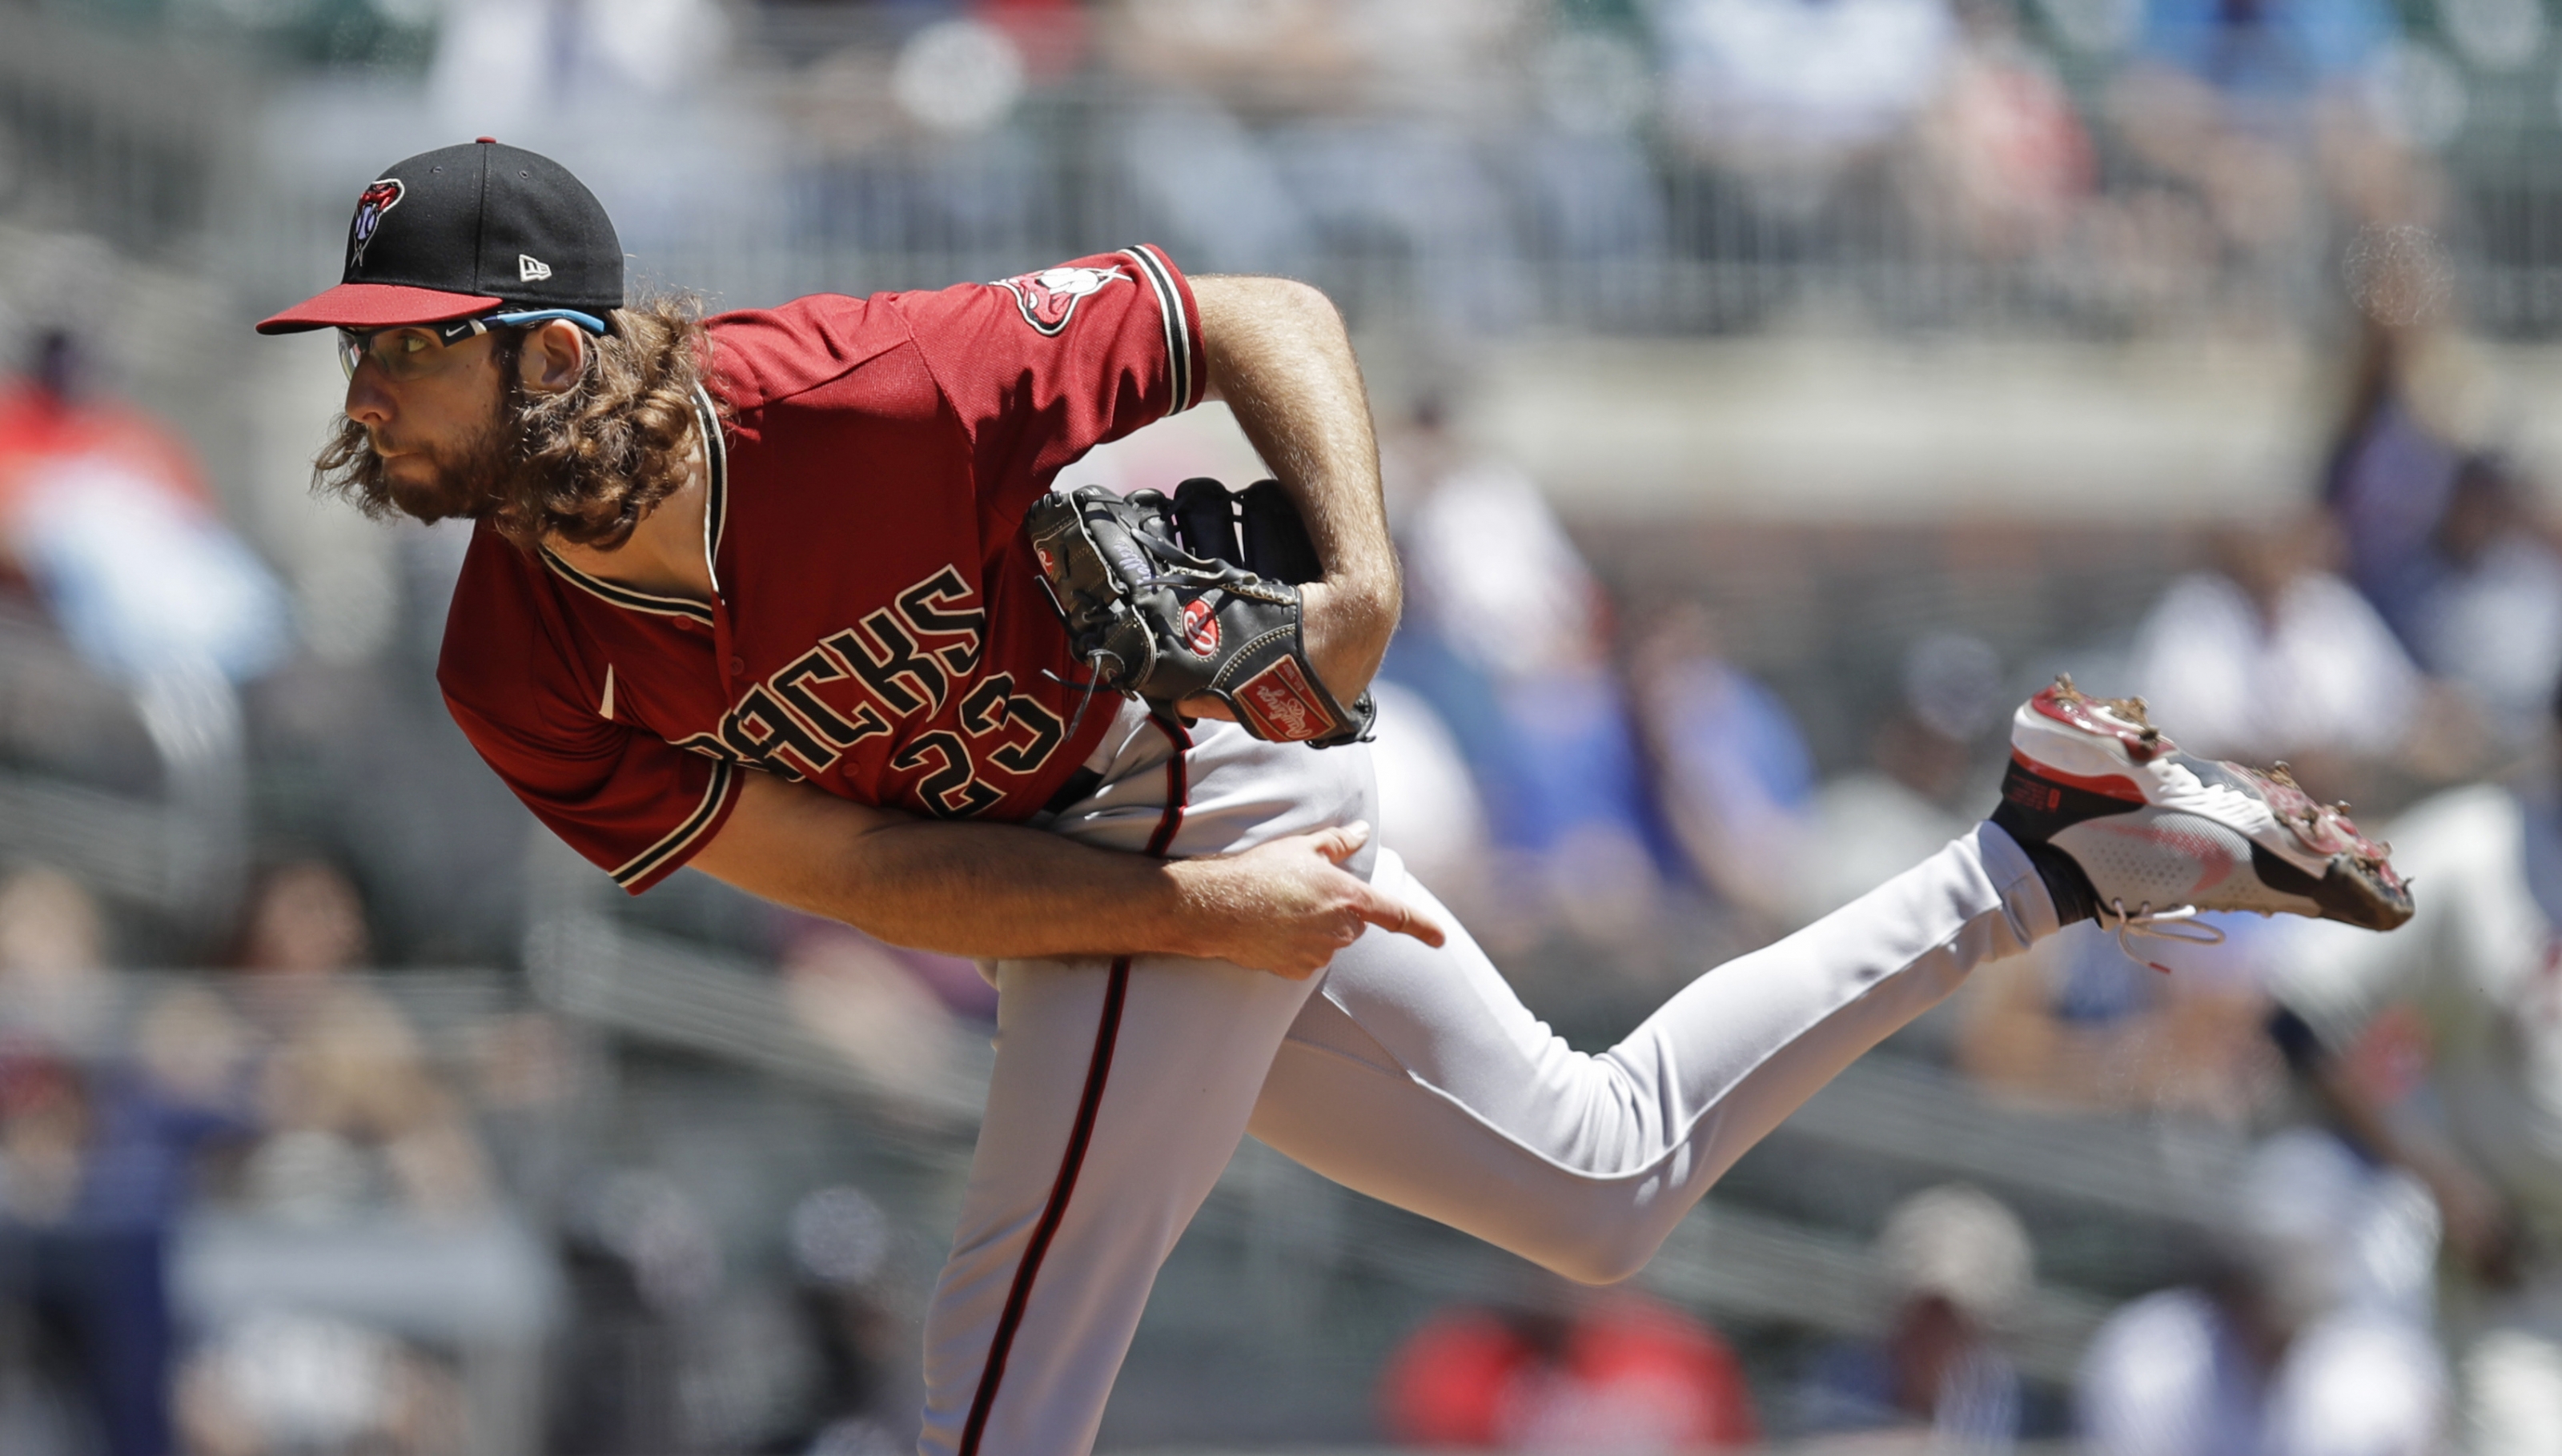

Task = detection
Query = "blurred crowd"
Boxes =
[1348,178,2562,1450]
[7,0,2562,1452]
[440,0,2445,299]
[0,851,934,1455]
[57,0,2529,341]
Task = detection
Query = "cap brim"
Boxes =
[255,282,506,335]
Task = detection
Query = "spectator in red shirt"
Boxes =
[1382,1289,1759,1450]
[0,328,287,683]
[0,331,213,527]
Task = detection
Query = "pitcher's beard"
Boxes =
[315,414,519,526]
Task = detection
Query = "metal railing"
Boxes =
[0,605,247,928]
[11,4,2562,340]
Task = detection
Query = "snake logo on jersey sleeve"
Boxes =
[993,265,1128,336]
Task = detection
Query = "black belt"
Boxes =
[1039,767,1104,816]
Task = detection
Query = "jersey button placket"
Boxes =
[710,597,741,697]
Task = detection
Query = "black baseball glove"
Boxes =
[1024,478,1376,748]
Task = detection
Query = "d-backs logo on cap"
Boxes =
[349,178,404,267]
[992,265,1126,337]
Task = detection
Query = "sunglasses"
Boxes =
[337,308,609,383]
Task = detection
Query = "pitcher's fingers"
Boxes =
[1355,884,1447,948]
[1314,820,1373,864]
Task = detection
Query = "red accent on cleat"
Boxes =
[2007,750,2145,804]
[1998,675,2415,933]
[2030,686,2174,762]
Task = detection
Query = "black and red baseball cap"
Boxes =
[256,138,624,335]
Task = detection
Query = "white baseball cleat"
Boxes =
[1989,677,2413,957]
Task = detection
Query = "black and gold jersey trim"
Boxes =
[610,757,737,888]
[539,548,717,625]
[536,385,729,624]
[1119,245,1197,415]
[694,383,729,570]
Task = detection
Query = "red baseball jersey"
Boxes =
[437,246,1207,892]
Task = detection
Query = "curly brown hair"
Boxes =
[313,294,713,552]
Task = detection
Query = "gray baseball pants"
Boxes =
[916,704,2060,1455]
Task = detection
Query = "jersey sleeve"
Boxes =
[894,244,1207,519]
[436,540,745,896]
[444,690,745,895]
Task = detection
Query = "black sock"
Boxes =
[1990,789,2104,928]
[2019,839,2098,926]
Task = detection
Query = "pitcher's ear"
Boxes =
[519,319,589,395]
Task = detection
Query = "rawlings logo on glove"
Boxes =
[1023,479,1376,748]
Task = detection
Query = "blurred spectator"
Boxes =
[2322,261,2473,645]
[0,333,207,543]
[782,925,963,1090]
[1627,601,1816,929]
[1795,1182,2031,1450]
[1103,0,1536,335]
[1515,15,1668,324]
[2076,1129,2446,1456]
[177,1308,461,1456]
[223,860,488,1222]
[772,1185,911,1456]
[1367,678,1495,905]
[1651,0,1958,179]
[0,865,114,1050]
[1379,1287,1757,1450]
[1958,911,2289,1126]
[796,14,1048,272]
[553,1166,835,1454]
[2267,691,2562,1453]
[2125,512,2429,786]
[2110,0,2405,218]
[159,860,494,1455]
[1397,443,1599,693]
[551,1170,720,1455]
[430,0,730,132]
[2403,455,2562,751]
[1385,403,1669,942]
[2130,0,2395,114]
[1905,0,2098,264]
[0,330,285,687]
[2314,231,2558,749]
[2087,0,2431,329]
[1787,633,2002,925]
[1107,0,1367,119]
[0,866,242,1456]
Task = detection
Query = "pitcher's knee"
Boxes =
[1534,1225,1670,1287]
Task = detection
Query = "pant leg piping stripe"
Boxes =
[1142,713,1191,856]
[954,715,1191,1453]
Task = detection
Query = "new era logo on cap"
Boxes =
[519,255,552,283]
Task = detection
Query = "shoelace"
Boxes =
[2098,899,2226,974]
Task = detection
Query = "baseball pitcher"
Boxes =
[260,140,2413,1455]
